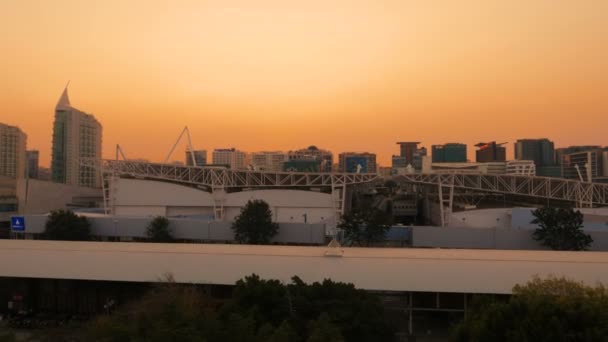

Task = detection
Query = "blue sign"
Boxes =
[11,216,25,232]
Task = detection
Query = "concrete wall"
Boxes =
[412,226,608,251]
[16,215,326,245]
[446,207,608,231]
[450,208,511,229]
[16,178,102,215]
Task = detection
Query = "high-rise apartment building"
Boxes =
[396,142,420,164]
[395,142,426,170]
[432,143,467,163]
[185,150,207,166]
[391,156,407,168]
[288,146,333,172]
[26,150,39,179]
[338,152,377,173]
[0,123,27,178]
[514,139,555,166]
[51,86,103,187]
[251,151,288,171]
[475,142,506,162]
[212,148,247,169]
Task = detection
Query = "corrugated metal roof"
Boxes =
[1,240,607,294]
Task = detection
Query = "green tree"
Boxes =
[338,209,391,246]
[88,282,218,342]
[307,313,345,342]
[0,327,15,342]
[43,209,91,241]
[531,207,593,250]
[223,274,291,327]
[232,200,279,244]
[287,276,393,342]
[87,273,394,342]
[146,216,174,242]
[257,320,297,342]
[451,276,608,342]
[225,274,393,342]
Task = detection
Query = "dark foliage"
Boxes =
[452,276,608,342]
[531,207,593,250]
[232,200,279,244]
[146,216,174,242]
[338,209,391,246]
[89,274,393,342]
[43,210,91,241]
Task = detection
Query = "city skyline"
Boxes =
[1,1,607,167]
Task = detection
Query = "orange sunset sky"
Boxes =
[1,0,607,167]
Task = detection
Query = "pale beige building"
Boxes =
[250,151,288,171]
[212,148,247,170]
[0,123,27,179]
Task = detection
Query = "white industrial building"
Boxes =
[109,178,335,224]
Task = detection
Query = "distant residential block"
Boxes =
[0,123,27,178]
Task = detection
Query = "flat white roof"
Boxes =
[1,240,607,294]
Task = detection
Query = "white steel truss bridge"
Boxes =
[395,173,608,227]
[100,160,379,188]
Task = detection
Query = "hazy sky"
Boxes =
[1,0,607,166]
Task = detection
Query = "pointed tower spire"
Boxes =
[56,81,71,110]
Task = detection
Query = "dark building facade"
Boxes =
[26,150,39,179]
[396,142,420,163]
[396,142,426,170]
[432,143,467,163]
[338,152,377,173]
[475,142,506,162]
[185,150,207,166]
[514,139,555,167]
[288,146,333,173]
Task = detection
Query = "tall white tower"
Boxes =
[51,85,103,187]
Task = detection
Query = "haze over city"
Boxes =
[1,0,607,166]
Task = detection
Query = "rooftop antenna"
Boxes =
[164,126,196,165]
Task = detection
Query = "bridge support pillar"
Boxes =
[438,175,454,228]
[212,187,226,221]
[330,185,346,237]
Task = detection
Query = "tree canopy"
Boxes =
[43,209,91,241]
[452,276,608,342]
[146,216,174,242]
[232,200,279,244]
[88,274,392,342]
[338,209,391,246]
[531,207,593,250]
